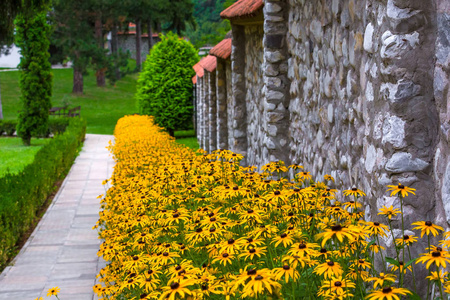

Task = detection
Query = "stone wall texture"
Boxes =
[195,0,450,244]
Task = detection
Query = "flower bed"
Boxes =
[96,115,449,299]
[0,117,86,270]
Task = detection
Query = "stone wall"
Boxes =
[195,0,450,236]
[117,35,159,61]
[245,25,265,166]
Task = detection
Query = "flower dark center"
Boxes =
[281,233,287,238]
[175,265,181,270]
[210,217,216,222]
[133,256,139,261]
[382,287,392,294]
[228,239,235,244]
[233,186,239,191]
[247,269,257,275]
[222,253,229,258]
[398,184,404,189]
[247,209,254,214]
[163,252,169,256]
[274,191,281,195]
[374,222,379,226]
[331,224,342,231]
[359,259,365,264]
[352,187,357,191]
[334,281,342,287]
[255,275,263,280]
[170,282,180,289]
[247,238,253,243]
[288,212,294,216]
[432,251,441,257]
[403,235,409,240]
[299,243,306,249]
[320,248,327,253]
[327,261,335,266]
[173,213,179,218]
[196,228,202,233]
[425,221,432,226]
[283,265,290,270]
[249,248,256,253]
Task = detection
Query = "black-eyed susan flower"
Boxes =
[272,264,300,283]
[366,286,412,300]
[238,246,267,261]
[366,273,396,289]
[343,187,366,197]
[378,205,401,220]
[159,278,196,300]
[426,270,448,284]
[316,224,356,246]
[241,272,281,298]
[389,261,412,273]
[212,252,234,266]
[46,287,60,297]
[386,183,416,198]
[314,260,343,279]
[416,246,450,269]
[395,234,418,246]
[317,277,356,298]
[271,232,294,248]
[365,222,389,238]
[412,221,444,238]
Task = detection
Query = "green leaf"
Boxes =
[409,291,422,300]
[405,258,417,268]
[385,257,399,266]
[365,239,376,251]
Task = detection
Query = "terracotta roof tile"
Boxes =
[210,38,232,60]
[193,61,204,78]
[199,55,217,73]
[220,0,264,20]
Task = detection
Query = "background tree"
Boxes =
[51,0,97,94]
[136,32,198,136]
[15,6,53,145]
[0,0,49,119]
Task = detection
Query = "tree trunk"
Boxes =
[0,81,3,120]
[135,18,142,71]
[95,16,106,87]
[147,18,153,52]
[73,67,83,94]
[111,23,120,80]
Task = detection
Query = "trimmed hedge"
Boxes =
[0,117,86,268]
[0,118,70,137]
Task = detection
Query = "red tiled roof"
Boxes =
[199,55,217,73]
[220,0,264,20]
[193,60,205,78]
[210,38,232,60]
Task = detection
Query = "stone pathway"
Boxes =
[0,134,114,300]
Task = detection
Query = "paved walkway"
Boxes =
[0,134,114,300]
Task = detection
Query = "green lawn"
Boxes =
[0,137,50,175]
[0,68,139,134]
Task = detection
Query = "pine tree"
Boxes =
[15,6,53,145]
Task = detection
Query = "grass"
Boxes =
[0,67,139,134]
[0,137,50,175]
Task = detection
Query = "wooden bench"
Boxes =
[49,106,80,117]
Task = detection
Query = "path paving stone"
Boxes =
[0,134,114,300]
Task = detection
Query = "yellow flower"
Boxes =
[271,232,294,248]
[316,224,356,246]
[343,187,366,197]
[272,264,300,283]
[395,234,418,246]
[46,287,60,297]
[34,298,43,300]
[416,246,450,269]
[426,270,448,284]
[212,252,234,266]
[159,278,196,300]
[412,221,444,238]
[366,286,412,300]
[366,273,396,289]
[365,221,389,237]
[314,260,343,279]
[241,272,281,298]
[386,183,416,197]
[378,205,401,220]
[324,174,335,182]
[317,277,356,298]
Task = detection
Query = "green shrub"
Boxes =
[15,7,53,145]
[47,118,70,136]
[136,32,199,136]
[0,117,86,270]
[0,120,18,136]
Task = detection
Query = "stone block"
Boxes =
[363,23,375,53]
[265,34,284,49]
[385,152,429,173]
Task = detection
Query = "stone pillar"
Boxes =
[208,71,217,152]
[216,59,229,149]
[262,0,290,164]
[231,24,248,160]
[196,76,203,149]
[203,73,210,152]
